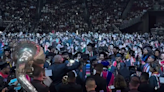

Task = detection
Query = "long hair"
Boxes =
[114,75,127,89]
[2,51,11,62]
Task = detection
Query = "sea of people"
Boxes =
[1,0,164,92]
[0,32,164,92]
[1,0,164,33]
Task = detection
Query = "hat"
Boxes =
[99,52,107,57]
[116,53,122,57]
[155,49,160,53]
[82,54,89,60]
[62,52,69,55]
[0,62,9,70]
[129,50,135,56]
[46,52,55,57]
[48,46,53,50]
[89,55,97,62]
[60,47,66,52]
[87,43,95,47]
[149,55,156,60]
[74,52,82,58]
[129,66,135,70]
[4,48,10,52]
[113,46,119,50]
[143,45,153,50]
[121,47,126,50]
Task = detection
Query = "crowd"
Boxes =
[0,32,164,92]
[0,0,37,32]
[1,0,164,33]
[127,0,154,20]
[88,0,129,32]
[1,0,164,92]
[36,0,87,33]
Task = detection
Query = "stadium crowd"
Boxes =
[1,0,164,33]
[0,0,37,32]
[1,0,164,92]
[0,32,164,92]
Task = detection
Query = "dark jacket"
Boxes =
[76,64,93,86]
[109,53,117,62]
[58,82,82,92]
[76,69,84,86]
[149,76,158,89]
[110,62,125,76]
[0,76,5,91]
[0,72,9,92]
[158,84,164,92]
[44,61,50,68]
[48,60,80,90]
[138,82,155,92]
[31,79,49,92]
[86,73,107,92]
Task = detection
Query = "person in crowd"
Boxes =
[120,48,126,60]
[44,58,50,69]
[48,55,80,91]
[62,52,70,63]
[101,61,114,92]
[154,49,160,60]
[119,65,131,86]
[129,76,140,92]
[110,46,119,62]
[108,44,114,56]
[86,43,97,58]
[31,66,49,92]
[125,50,136,67]
[159,52,164,76]
[142,47,152,62]
[111,53,125,75]
[142,55,156,73]
[99,52,114,90]
[2,48,11,63]
[74,52,82,60]
[112,75,128,92]
[44,53,55,68]
[138,72,154,92]
[98,52,109,65]
[85,78,97,92]
[59,71,82,92]
[86,63,107,92]
[73,52,84,85]
[0,62,10,91]
[149,64,160,90]
[80,54,92,81]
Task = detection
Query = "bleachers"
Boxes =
[1,0,164,32]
